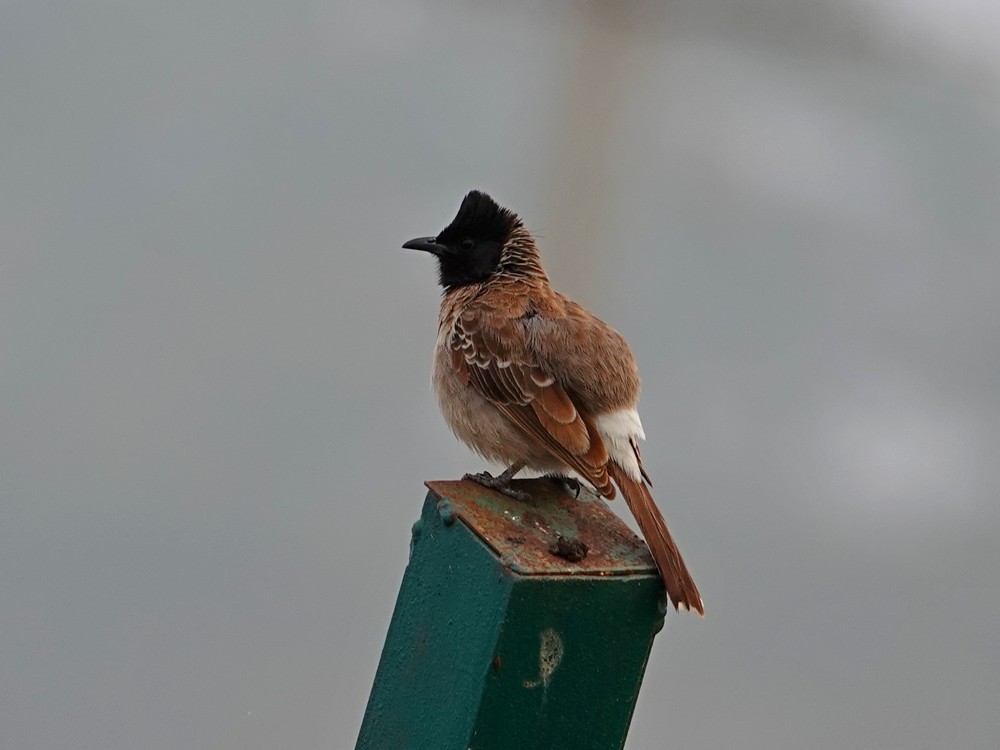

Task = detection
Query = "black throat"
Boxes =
[436,241,504,289]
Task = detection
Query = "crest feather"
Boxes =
[437,190,521,244]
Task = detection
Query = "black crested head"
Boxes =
[436,190,519,249]
[403,190,522,290]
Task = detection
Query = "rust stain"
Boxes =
[425,478,657,576]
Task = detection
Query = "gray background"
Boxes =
[3,1,998,748]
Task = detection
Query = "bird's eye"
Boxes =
[460,237,475,250]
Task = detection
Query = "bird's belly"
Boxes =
[432,345,563,471]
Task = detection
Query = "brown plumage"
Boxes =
[404,190,704,615]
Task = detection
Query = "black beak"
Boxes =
[403,236,449,256]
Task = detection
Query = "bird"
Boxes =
[404,190,703,615]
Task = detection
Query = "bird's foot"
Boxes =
[463,470,531,502]
[545,474,582,498]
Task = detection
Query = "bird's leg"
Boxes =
[464,461,530,501]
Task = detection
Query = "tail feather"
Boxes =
[608,462,704,616]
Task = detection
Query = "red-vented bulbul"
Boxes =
[404,190,703,615]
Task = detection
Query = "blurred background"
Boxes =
[2,1,998,748]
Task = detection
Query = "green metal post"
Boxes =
[355,479,667,750]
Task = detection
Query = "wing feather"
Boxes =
[450,306,614,496]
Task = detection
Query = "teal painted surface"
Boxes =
[355,481,665,750]
[355,494,513,750]
[471,575,663,749]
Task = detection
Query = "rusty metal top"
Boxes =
[425,478,658,576]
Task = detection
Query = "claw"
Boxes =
[463,470,531,501]
[545,474,582,498]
